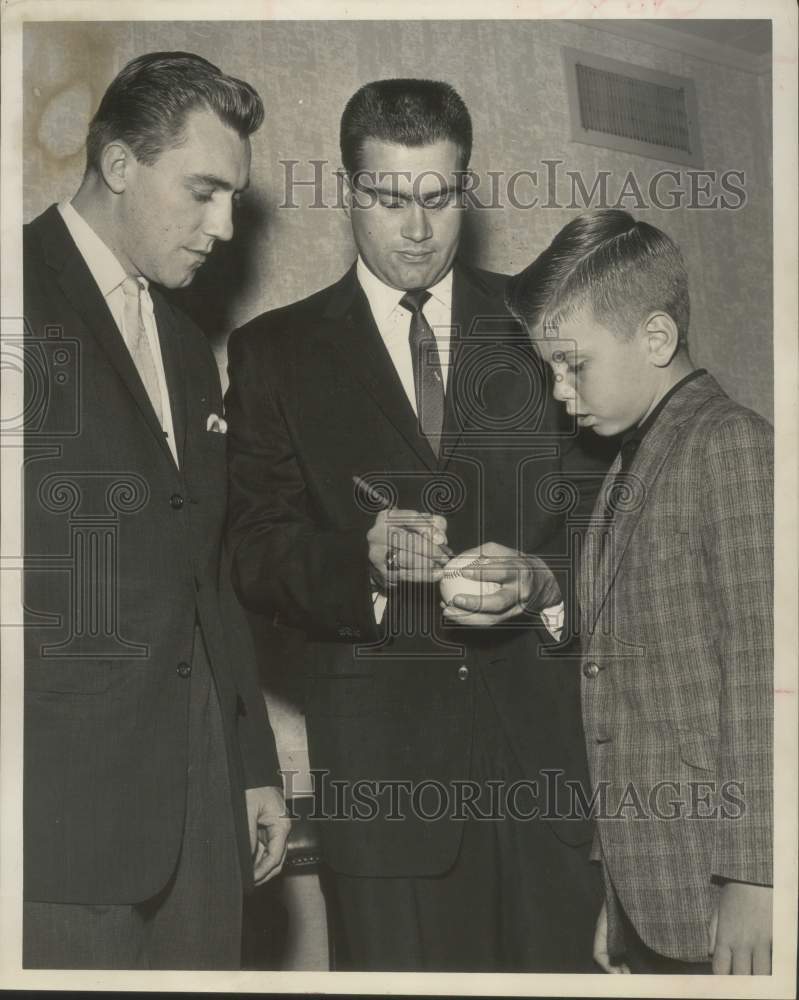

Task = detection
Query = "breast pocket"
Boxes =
[613,525,698,634]
[200,429,228,463]
[621,526,692,568]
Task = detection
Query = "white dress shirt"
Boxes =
[356,256,453,409]
[58,201,178,465]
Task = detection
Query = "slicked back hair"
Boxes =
[506,210,690,344]
[340,78,472,175]
[85,51,264,171]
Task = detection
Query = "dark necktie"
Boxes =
[400,289,444,457]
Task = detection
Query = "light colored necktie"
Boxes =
[121,275,163,425]
[400,288,444,457]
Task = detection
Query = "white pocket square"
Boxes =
[206,413,228,434]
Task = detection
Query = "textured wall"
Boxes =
[24,18,772,420]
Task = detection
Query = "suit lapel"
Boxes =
[323,265,438,469]
[586,374,726,633]
[587,435,678,634]
[38,206,177,468]
[578,454,619,637]
[440,263,515,469]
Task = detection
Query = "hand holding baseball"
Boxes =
[440,542,561,626]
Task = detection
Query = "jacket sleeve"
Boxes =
[216,544,283,789]
[702,411,773,885]
[224,325,379,643]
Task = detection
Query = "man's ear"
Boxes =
[642,311,680,368]
[99,140,135,195]
[459,167,476,207]
[341,168,353,220]
[342,167,377,217]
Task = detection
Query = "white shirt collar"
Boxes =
[58,201,132,299]
[356,255,453,326]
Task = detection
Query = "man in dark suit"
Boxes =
[225,78,606,971]
[23,51,290,969]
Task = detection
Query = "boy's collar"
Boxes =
[619,368,707,465]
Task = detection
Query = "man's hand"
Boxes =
[593,901,631,974]
[245,785,291,886]
[709,882,772,974]
[367,509,450,591]
[441,542,561,627]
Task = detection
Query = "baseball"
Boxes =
[439,553,502,605]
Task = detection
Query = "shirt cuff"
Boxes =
[540,601,564,641]
[372,591,387,625]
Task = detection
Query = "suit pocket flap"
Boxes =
[678,730,718,771]
[25,661,115,694]
[304,674,375,717]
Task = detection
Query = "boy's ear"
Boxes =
[642,311,680,368]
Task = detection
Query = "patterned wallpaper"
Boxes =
[23,19,772,421]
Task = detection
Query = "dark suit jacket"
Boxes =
[22,204,281,905]
[225,261,608,877]
[579,373,773,962]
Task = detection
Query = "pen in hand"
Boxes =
[352,475,454,560]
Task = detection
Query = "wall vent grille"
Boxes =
[563,48,703,167]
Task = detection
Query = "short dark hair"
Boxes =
[340,78,472,174]
[85,51,264,171]
[506,210,690,344]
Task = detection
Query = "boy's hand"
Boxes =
[709,882,772,974]
[592,901,630,974]
[440,542,561,626]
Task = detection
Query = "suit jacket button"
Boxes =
[176,661,192,678]
[457,665,469,681]
[582,661,600,679]
[170,493,184,509]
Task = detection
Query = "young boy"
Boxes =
[505,210,773,975]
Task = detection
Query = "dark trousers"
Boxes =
[24,628,243,970]
[326,675,601,972]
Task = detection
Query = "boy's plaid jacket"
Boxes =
[577,372,773,962]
